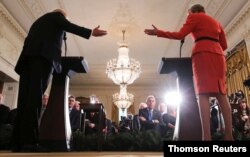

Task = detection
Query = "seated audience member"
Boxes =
[74,100,81,111]
[85,112,105,135]
[0,93,10,125]
[238,99,250,135]
[38,94,49,126]
[210,99,219,134]
[162,104,176,132]
[139,95,164,133]
[119,119,131,133]
[110,122,119,135]
[130,103,146,133]
[68,96,80,132]
[103,118,112,136]
[139,102,147,110]
[158,102,167,115]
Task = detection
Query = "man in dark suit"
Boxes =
[12,9,107,152]
[68,96,80,132]
[139,95,164,133]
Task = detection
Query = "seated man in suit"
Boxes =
[85,111,106,135]
[139,95,164,133]
[68,96,80,132]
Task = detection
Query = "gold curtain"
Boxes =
[111,104,119,125]
[127,103,135,115]
[226,40,250,103]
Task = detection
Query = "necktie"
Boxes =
[148,109,152,121]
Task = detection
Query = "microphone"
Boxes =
[179,38,185,58]
[63,32,67,41]
[181,38,185,44]
[63,31,67,56]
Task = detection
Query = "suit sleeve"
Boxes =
[218,25,227,51]
[156,14,197,40]
[156,111,164,126]
[55,13,92,39]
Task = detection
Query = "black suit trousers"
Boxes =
[12,57,53,146]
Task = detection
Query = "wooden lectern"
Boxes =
[39,56,88,151]
[158,57,202,140]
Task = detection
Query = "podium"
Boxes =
[39,56,88,151]
[159,57,202,140]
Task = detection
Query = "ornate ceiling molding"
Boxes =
[206,0,229,18]
[213,0,231,19]
[0,2,26,40]
[19,0,46,20]
[225,0,250,38]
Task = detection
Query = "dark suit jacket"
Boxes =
[85,112,106,135]
[15,11,92,74]
[70,108,80,131]
[139,108,164,131]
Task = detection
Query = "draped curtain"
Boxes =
[226,40,250,103]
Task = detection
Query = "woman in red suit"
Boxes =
[145,4,233,140]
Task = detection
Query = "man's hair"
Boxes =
[189,4,205,13]
[146,95,155,102]
[53,8,68,18]
[69,95,75,99]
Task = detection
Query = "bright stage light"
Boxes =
[165,91,182,106]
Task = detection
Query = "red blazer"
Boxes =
[156,13,227,56]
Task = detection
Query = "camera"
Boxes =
[235,90,244,99]
[243,76,250,87]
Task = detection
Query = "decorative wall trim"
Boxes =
[225,0,250,38]
[0,3,26,40]
[19,0,46,20]
[208,0,230,18]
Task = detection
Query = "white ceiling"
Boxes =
[0,0,248,89]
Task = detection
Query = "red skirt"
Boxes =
[192,52,226,95]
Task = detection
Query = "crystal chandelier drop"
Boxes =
[106,30,141,85]
[113,85,134,111]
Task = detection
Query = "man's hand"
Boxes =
[92,25,107,37]
[144,25,158,36]
[89,123,95,128]
[139,116,146,122]
[153,120,159,124]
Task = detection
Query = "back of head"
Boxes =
[189,4,205,13]
[53,8,68,19]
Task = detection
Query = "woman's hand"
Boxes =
[144,25,158,36]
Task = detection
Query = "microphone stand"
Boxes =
[79,109,84,132]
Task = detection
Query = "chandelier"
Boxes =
[113,85,134,111]
[106,30,141,85]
